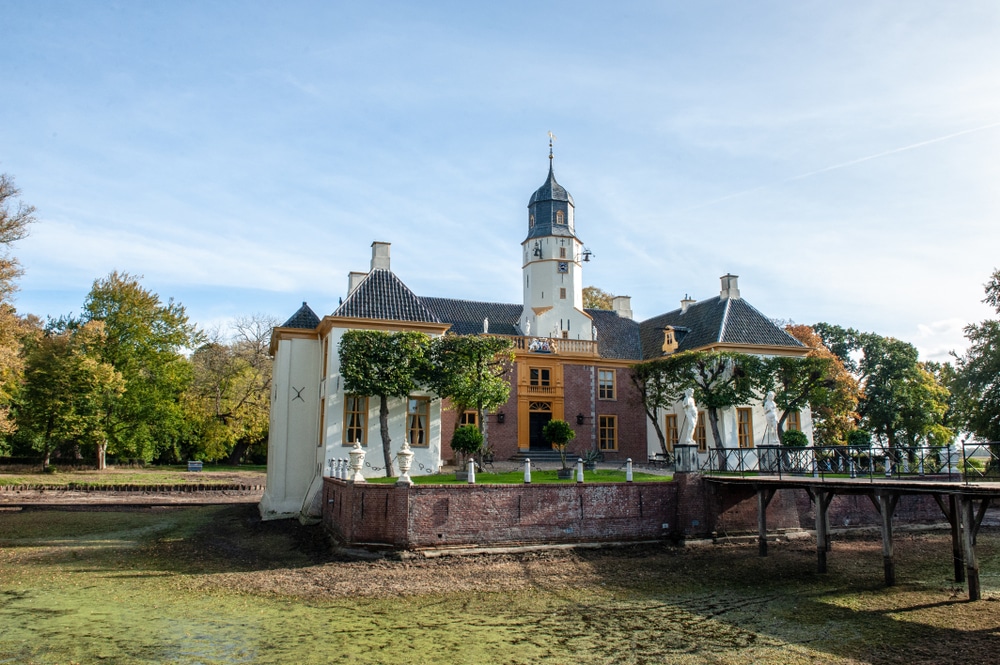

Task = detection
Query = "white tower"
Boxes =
[521,145,593,341]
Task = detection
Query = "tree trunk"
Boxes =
[227,439,251,466]
[379,395,394,477]
[708,407,726,471]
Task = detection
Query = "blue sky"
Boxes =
[2,1,999,361]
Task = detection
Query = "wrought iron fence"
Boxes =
[698,444,984,482]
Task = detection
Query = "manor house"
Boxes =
[261,153,810,520]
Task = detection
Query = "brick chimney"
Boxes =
[612,296,633,320]
[370,241,391,271]
[720,274,740,300]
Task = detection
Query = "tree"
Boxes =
[423,333,514,442]
[631,354,698,455]
[543,418,576,470]
[813,323,951,451]
[339,330,430,477]
[182,315,276,463]
[632,351,765,467]
[17,322,124,468]
[583,286,614,310]
[688,352,766,467]
[952,269,1000,441]
[764,325,861,445]
[77,272,201,467]
[0,173,36,434]
[783,325,860,446]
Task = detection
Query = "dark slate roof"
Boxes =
[587,308,643,360]
[420,297,524,336]
[281,302,320,329]
[639,296,804,359]
[528,162,574,206]
[332,269,443,323]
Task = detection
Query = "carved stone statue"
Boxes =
[680,388,698,446]
[524,320,531,336]
[483,317,489,334]
[763,391,779,445]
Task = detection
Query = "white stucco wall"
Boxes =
[260,336,321,520]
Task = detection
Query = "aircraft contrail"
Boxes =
[673,119,1000,214]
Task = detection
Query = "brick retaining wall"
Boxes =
[323,477,678,548]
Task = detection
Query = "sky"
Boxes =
[1,1,999,362]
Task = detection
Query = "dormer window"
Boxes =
[556,210,565,225]
[661,326,679,354]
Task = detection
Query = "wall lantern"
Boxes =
[576,413,586,425]
[496,411,506,424]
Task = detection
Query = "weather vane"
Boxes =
[548,131,556,160]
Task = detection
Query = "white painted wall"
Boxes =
[260,336,321,520]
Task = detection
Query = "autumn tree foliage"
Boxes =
[181,315,276,464]
[582,286,614,310]
[0,174,36,435]
[780,324,861,445]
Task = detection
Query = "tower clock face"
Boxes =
[558,262,568,273]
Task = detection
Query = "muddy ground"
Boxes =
[2,504,999,664]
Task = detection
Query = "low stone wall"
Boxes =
[323,478,679,548]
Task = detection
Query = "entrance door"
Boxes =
[529,411,552,449]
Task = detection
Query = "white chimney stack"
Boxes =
[370,241,391,271]
[347,271,367,295]
[612,296,633,320]
[720,274,740,300]
[680,294,696,313]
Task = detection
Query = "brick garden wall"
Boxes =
[323,477,677,548]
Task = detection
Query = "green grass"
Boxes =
[0,465,266,487]
[367,469,671,484]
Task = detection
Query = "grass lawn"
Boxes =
[366,468,671,484]
[0,465,266,487]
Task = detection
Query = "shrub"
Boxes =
[450,425,483,462]
[847,429,871,448]
[782,430,809,447]
[543,419,576,469]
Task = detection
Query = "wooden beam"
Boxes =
[816,490,830,573]
[960,496,981,601]
[878,493,895,586]
[757,488,775,557]
[949,494,964,583]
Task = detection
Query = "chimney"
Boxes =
[612,296,633,320]
[720,274,740,300]
[370,241,391,271]
[347,271,367,295]
[680,294,696,313]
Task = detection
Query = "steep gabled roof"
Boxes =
[639,296,803,359]
[420,297,524,336]
[281,302,321,329]
[587,308,643,360]
[332,269,442,323]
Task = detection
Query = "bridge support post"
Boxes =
[878,492,895,586]
[960,496,981,601]
[816,490,831,573]
[950,494,965,583]
[757,489,769,557]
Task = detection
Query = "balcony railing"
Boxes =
[501,335,598,357]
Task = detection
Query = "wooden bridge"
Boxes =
[704,475,998,601]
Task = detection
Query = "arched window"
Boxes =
[529,214,535,227]
[555,210,565,225]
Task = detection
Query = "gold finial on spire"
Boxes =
[547,131,556,161]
